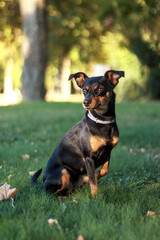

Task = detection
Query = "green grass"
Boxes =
[0,101,160,240]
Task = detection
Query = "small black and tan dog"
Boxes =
[31,70,125,197]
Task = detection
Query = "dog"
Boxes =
[31,70,125,197]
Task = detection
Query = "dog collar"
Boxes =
[87,111,115,124]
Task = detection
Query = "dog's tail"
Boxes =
[31,168,44,188]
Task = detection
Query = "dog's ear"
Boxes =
[105,70,125,88]
[68,72,89,88]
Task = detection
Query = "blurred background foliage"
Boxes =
[0,0,160,102]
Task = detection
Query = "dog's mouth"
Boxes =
[83,103,101,110]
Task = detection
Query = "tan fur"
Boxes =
[94,85,98,89]
[106,91,110,98]
[90,135,107,152]
[75,73,85,87]
[83,175,89,183]
[107,71,119,86]
[96,161,109,180]
[55,169,70,194]
[111,136,119,147]
[90,181,98,197]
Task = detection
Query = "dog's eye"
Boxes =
[95,88,102,94]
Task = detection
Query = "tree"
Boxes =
[47,0,105,95]
[19,0,48,101]
[100,0,160,99]
[0,0,21,95]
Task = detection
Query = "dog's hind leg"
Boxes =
[44,167,71,195]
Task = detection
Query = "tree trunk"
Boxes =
[61,56,71,99]
[20,0,47,101]
[56,56,71,98]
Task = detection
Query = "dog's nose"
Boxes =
[83,99,91,106]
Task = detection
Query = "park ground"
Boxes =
[0,101,160,240]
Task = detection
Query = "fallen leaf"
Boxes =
[29,171,36,176]
[146,210,155,218]
[136,148,145,153]
[0,182,18,200]
[48,218,55,226]
[129,148,136,155]
[77,235,85,240]
[8,174,14,179]
[22,154,30,160]
[48,218,62,231]
[154,154,160,159]
[73,199,79,204]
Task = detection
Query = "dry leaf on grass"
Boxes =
[8,174,14,179]
[146,210,155,218]
[48,218,62,231]
[154,154,160,159]
[130,148,146,155]
[29,171,36,176]
[73,199,79,204]
[77,235,85,240]
[129,148,136,155]
[22,154,30,160]
[136,148,145,153]
[0,182,18,200]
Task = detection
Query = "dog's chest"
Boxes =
[89,134,119,153]
[90,135,107,152]
[89,134,119,168]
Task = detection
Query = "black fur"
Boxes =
[31,70,125,197]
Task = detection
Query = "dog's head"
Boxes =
[69,70,124,114]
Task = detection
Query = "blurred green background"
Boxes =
[0,0,160,104]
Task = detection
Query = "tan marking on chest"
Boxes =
[90,135,107,152]
[111,136,119,147]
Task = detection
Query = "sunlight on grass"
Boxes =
[0,102,160,240]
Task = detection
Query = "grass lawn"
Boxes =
[0,101,160,240]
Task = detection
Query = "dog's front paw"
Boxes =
[90,183,98,198]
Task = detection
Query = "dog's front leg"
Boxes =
[95,161,110,180]
[95,152,110,180]
[85,157,97,197]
